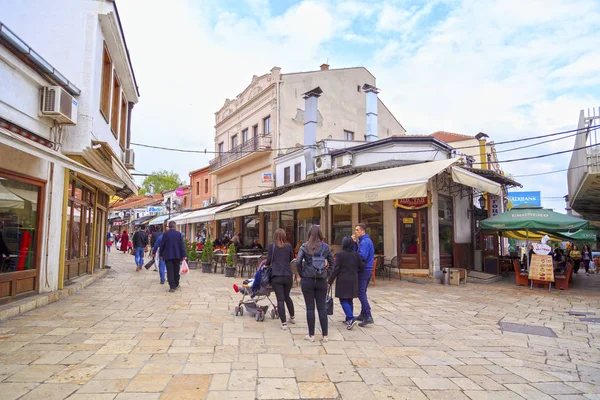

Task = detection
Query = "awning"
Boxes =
[258,175,359,212]
[179,203,238,224]
[130,215,155,226]
[0,126,123,188]
[215,199,262,220]
[451,166,502,196]
[148,215,169,226]
[169,211,194,224]
[329,158,459,205]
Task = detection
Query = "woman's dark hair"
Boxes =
[305,225,323,255]
[342,236,354,252]
[584,244,591,252]
[273,228,286,248]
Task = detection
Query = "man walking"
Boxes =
[354,223,374,327]
[132,225,149,271]
[150,225,163,272]
[159,221,187,293]
[152,225,168,285]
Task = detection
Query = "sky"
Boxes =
[117,0,600,211]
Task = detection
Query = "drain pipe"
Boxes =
[43,162,54,289]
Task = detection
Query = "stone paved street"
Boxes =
[1,251,599,399]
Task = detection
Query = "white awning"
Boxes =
[451,166,502,196]
[214,199,262,220]
[181,203,238,224]
[258,175,359,212]
[169,211,194,223]
[0,126,123,188]
[329,158,459,205]
[148,215,169,226]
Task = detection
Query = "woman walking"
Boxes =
[297,225,335,342]
[570,244,582,275]
[265,228,296,330]
[328,237,364,330]
[120,230,129,254]
[582,244,592,276]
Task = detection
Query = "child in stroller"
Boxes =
[232,260,280,321]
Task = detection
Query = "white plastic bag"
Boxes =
[180,260,189,275]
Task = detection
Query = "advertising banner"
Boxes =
[508,191,541,207]
[528,254,554,282]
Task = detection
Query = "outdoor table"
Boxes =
[239,254,262,278]
[214,253,227,274]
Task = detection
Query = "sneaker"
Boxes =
[586,272,589,276]
[358,317,374,327]
[347,320,359,330]
[304,335,315,342]
[160,281,165,284]
[281,323,288,330]
[356,314,365,322]
[322,336,328,343]
[288,317,296,324]
[168,289,175,293]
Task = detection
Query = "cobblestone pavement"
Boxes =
[1,251,599,400]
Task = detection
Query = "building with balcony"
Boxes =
[210,64,406,204]
[568,108,600,221]
[0,0,139,300]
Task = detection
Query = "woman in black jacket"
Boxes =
[328,237,365,330]
[266,228,296,329]
[297,225,335,342]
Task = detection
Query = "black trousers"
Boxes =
[301,278,328,336]
[583,260,591,273]
[271,276,294,323]
[574,260,581,274]
[166,259,181,290]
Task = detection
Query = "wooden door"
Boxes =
[397,209,428,269]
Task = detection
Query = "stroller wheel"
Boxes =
[255,312,260,321]
[260,312,266,322]
[238,305,244,316]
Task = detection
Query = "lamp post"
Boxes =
[165,198,171,220]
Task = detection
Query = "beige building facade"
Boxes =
[210,65,406,204]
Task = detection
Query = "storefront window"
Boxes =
[264,212,278,246]
[0,177,40,273]
[219,218,235,240]
[243,215,260,247]
[438,196,453,254]
[296,208,321,245]
[359,202,384,254]
[280,211,295,248]
[332,204,352,245]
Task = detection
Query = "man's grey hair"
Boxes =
[168,221,176,229]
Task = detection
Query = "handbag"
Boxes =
[144,258,155,270]
[180,260,189,275]
[326,285,334,315]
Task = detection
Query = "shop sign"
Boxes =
[262,173,273,183]
[134,208,146,214]
[533,243,552,255]
[148,206,163,213]
[175,187,185,197]
[489,195,501,217]
[394,194,431,210]
[112,220,125,226]
[528,254,554,282]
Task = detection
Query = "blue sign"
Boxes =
[507,191,541,207]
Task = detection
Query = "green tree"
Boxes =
[139,170,184,195]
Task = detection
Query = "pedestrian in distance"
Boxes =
[570,244,582,275]
[132,225,149,272]
[159,221,187,293]
[353,223,375,327]
[106,238,112,253]
[582,244,592,276]
[328,236,365,330]
[120,230,129,254]
[152,225,169,284]
[297,225,335,342]
[266,228,296,330]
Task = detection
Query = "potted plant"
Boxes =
[201,238,214,273]
[225,243,237,277]
[186,239,199,270]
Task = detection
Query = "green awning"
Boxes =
[563,229,600,241]
[480,204,589,232]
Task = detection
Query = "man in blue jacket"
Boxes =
[354,223,374,326]
[159,221,187,292]
[152,225,168,285]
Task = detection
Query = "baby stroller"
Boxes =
[232,260,279,321]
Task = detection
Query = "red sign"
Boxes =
[394,194,431,210]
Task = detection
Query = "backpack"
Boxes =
[303,244,328,279]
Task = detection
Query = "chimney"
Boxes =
[320,63,329,71]
[362,84,379,142]
[302,86,323,177]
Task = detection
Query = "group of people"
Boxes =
[264,223,375,342]
[552,243,593,276]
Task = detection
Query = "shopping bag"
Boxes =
[326,285,334,315]
[180,260,189,275]
[144,258,155,270]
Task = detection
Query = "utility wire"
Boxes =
[471,142,600,165]
[511,164,590,178]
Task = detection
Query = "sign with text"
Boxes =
[528,254,554,282]
[489,194,501,217]
[394,194,431,210]
[508,191,541,208]
[147,206,164,213]
[533,243,552,255]
[262,173,273,183]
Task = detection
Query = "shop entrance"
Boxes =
[396,209,428,269]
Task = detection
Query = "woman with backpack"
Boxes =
[328,236,365,330]
[296,225,335,342]
[265,228,296,330]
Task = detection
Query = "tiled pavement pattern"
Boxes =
[0,251,599,400]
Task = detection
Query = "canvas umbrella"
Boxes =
[480,204,589,232]
[562,229,600,242]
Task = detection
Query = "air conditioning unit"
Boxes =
[202,200,209,208]
[314,154,332,174]
[123,149,135,169]
[335,154,353,169]
[40,86,78,125]
[209,197,216,205]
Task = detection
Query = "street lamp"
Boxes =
[478,195,486,210]
[165,198,171,220]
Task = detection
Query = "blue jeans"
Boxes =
[159,259,167,282]
[358,269,372,317]
[340,298,354,321]
[134,247,145,267]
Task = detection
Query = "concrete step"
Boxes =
[467,270,503,284]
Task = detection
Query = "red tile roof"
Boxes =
[429,131,475,143]
[110,194,163,210]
